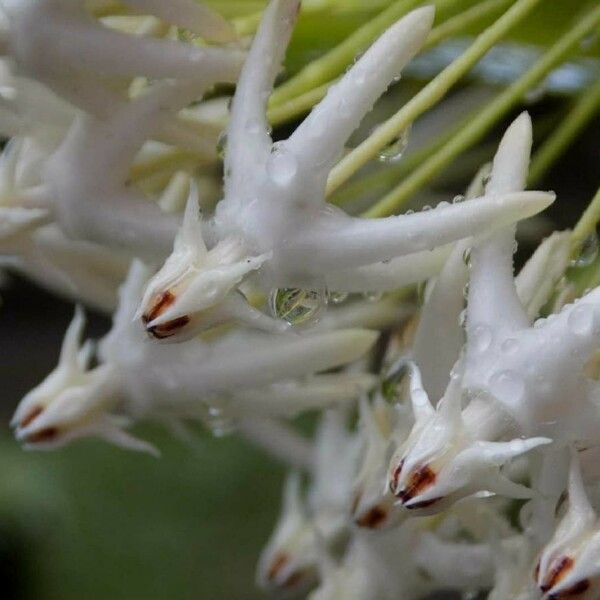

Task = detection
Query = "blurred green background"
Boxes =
[0,279,286,599]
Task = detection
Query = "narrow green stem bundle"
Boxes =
[326,0,545,197]
[362,2,600,217]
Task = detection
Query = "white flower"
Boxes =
[137,189,285,339]
[387,114,558,513]
[13,261,380,453]
[351,394,409,530]
[144,0,554,339]
[258,409,358,594]
[535,451,600,599]
[10,306,158,455]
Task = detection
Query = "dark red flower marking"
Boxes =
[548,579,590,599]
[20,405,43,428]
[142,291,190,339]
[27,427,59,443]
[540,556,574,592]
[389,458,404,494]
[355,505,387,529]
[396,464,436,503]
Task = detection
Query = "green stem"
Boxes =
[268,81,331,126]
[329,122,457,206]
[423,0,512,50]
[326,0,544,197]
[268,0,508,127]
[232,10,263,36]
[269,0,459,108]
[529,77,600,185]
[362,3,600,218]
[571,187,600,257]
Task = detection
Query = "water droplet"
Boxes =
[205,405,236,437]
[246,118,261,134]
[459,308,467,329]
[567,304,594,336]
[270,287,327,326]
[377,124,411,164]
[501,338,519,354]
[364,291,382,302]
[177,28,200,44]
[216,132,227,160]
[417,281,427,305]
[580,31,598,50]
[452,194,465,204]
[412,388,429,409]
[422,204,432,211]
[572,232,599,267]
[266,142,298,186]
[462,247,472,266]
[471,324,492,352]
[512,240,518,255]
[329,291,348,304]
[489,370,525,403]
[463,282,470,300]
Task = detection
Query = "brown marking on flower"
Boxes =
[540,556,574,592]
[389,458,404,494]
[142,291,176,324]
[548,579,590,599]
[267,552,290,582]
[146,316,190,339]
[355,505,387,529]
[283,569,309,590]
[27,427,59,443]
[142,291,191,339]
[20,405,43,428]
[396,464,436,502]
[534,560,540,582]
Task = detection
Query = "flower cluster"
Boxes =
[1,0,599,598]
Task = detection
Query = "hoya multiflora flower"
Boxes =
[138,188,285,340]
[385,113,581,514]
[535,451,600,599]
[141,0,554,341]
[10,306,157,454]
[3,0,600,597]
[12,261,380,454]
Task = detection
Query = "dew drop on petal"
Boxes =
[378,124,411,164]
[206,405,236,437]
[216,132,227,160]
[270,287,327,326]
[501,338,519,354]
[246,118,261,135]
[266,142,298,186]
[489,370,525,403]
[452,194,465,204]
[572,232,599,267]
[329,291,348,304]
[471,324,492,352]
[567,304,594,336]
[412,388,429,409]
[364,291,383,302]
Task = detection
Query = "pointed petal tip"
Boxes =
[388,4,435,44]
